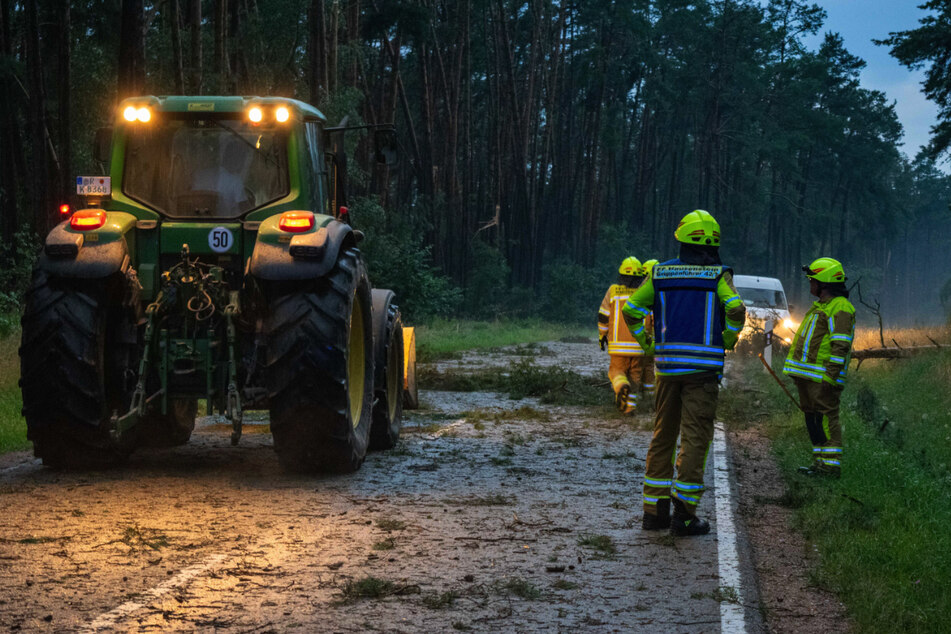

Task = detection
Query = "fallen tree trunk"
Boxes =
[852,345,942,361]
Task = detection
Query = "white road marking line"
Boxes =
[0,459,41,475]
[84,553,229,632]
[713,423,747,634]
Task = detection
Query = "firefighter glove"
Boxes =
[722,330,739,351]
[599,336,607,351]
[642,338,655,356]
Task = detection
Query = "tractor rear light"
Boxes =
[70,209,107,231]
[278,211,315,233]
[59,203,72,217]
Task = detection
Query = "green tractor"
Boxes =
[19,96,417,472]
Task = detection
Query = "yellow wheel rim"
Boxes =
[386,332,400,421]
[347,293,366,428]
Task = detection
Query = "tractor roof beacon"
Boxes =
[20,96,417,472]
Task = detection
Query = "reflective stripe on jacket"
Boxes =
[599,284,651,356]
[783,296,855,386]
[622,260,745,376]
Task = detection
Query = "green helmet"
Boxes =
[619,256,641,276]
[674,209,720,246]
[802,257,846,283]
[642,259,659,275]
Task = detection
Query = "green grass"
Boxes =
[495,577,542,600]
[421,359,606,406]
[375,518,407,532]
[577,534,617,556]
[415,318,587,362]
[0,333,27,454]
[721,351,951,633]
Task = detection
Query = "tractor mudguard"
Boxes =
[249,215,356,280]
[39,213,135,278]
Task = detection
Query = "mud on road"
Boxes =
[1,343,770,632]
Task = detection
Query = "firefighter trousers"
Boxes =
[794,378,843,470]
[608,354,655,412]
[643,374,718,517]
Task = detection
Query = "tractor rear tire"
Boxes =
[369,290,403,450]
[265,248,374,473]
[19,269,138,468]
[138,399,198,447]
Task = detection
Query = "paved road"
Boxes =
[0,343,763,632]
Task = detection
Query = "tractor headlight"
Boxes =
[123,106,152,122]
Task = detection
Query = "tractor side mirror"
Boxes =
[93,127,113,165]
[373,127,398,166]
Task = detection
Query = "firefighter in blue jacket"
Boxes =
[622,210,746,536]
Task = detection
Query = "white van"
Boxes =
[732,275,797,347]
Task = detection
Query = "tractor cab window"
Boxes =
[123,116,289,218]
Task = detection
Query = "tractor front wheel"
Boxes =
[369,289,403,450]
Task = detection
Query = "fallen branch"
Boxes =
[454,536,538,542]
[851,345,942,360]
[841,494,864,506]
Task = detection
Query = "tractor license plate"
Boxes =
[76,176,112,196]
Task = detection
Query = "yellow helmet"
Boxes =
[619,256,641,276]
[674,209,720,246]
[802,257,846,283]
[642,259,659,276]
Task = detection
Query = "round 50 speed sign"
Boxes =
[208,226,234,253]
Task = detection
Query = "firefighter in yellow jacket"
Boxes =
[782,257,855,478]
[599,257,654,414]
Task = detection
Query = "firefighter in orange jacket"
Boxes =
[599,257,654,414]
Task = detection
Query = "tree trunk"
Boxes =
[346,0,359,87]
[0,0,22,243]
[214,0,229,92]
[25,0,51,234]
[57,0,70,201]
[308,0,327,104]
[328,0,338,94]
[230,0,248,91]
[189,0,202,94]
[169,0,185,93]
[118,0,145,100]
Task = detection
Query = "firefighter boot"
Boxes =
[670,498,711,536]
[798,413,838,476]
[616,384,630,413]
[798,462,841,479]
[641,499,670,531]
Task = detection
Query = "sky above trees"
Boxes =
[806,0,940,160]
